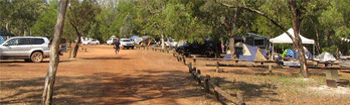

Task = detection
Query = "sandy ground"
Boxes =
[0,45,217,105]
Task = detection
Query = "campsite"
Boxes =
[1,0,350,105]
[1,45,350,105]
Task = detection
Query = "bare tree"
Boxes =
[42,0,69,105]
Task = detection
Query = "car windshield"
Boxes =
[121,39,131,42]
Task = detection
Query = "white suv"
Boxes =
[120,38,135,49]
[0,36,51,62]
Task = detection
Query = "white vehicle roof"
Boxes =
[8,36,48,39]
[120,38,129,40]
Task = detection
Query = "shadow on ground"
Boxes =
[80,57,129,60]
[0,70,202,104]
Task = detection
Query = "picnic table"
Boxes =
[316,61,339,67]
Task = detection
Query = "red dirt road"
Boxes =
[0,45,215,105]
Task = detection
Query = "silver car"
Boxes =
[0,36,50,62]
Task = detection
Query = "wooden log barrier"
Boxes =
[188,62,192,73]
[209,80,245,105]
[187,65,245,105]
[182,54,186,64]
[214,79,219,101]
[204,75,210,93]
[197,70,201,85]
[216,61,220,73]
[193,56,197,68]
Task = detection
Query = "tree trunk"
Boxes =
[228,35,236,59]
[167,37,171,49]
[69,41,72,58]
[315,26,321,54]
[73,36,81,58]
[5,22,9,32]
[70,20,82,58]
[42,0,69,105]
[289,0,308,78]
[161,34,165,49]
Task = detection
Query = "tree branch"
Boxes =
[216,1,295,41]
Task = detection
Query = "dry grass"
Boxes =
[196,66,350,105]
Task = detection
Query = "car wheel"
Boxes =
[31,52,43,63]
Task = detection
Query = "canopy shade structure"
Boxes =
[270,28,315,44]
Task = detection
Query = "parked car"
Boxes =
[89,39,100,45]
[119,38,135,49]
[164,38,178,47]
[75,37,99,45]
[106,38,118,45]
[0,36,50,62]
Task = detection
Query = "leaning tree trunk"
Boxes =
[42,0,69,105]
[70,21,82,58]
[73,36,81,58]
[290,0,308,78]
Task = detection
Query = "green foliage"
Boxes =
[67,0,101,39]
[2,0,350,55]
[31,0,59,38]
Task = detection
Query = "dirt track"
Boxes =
[0,45,217,105]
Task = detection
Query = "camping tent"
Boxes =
[234,42,267,62]
[129,36,139,40]
[282,49,295,59]
[270,28,315,59]
[314,52,336,62]
[270,28,315,44]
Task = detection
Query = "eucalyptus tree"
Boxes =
[0,0,46,36]
[42,0,69,104]
[32,0,60,38]
[162,1,210,42]
[67,0,101,58]
[317,0,350,56]
[110,1,138,38]
[216,0,326,78]
[200,0,262,58]
[96,5,118,41]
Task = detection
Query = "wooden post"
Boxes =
[193,56,197,68]
[214,78,220,101]
[182,54,186,64]
[188,62,192,73]
[216,61,220,73]
[268,65,272,74]
[192,67,197,79]
[204,75,210,93]
[197,70,201,85]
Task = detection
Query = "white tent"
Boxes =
[270,28,315,44]
[314,52,336,62]
[270,28,316,60]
